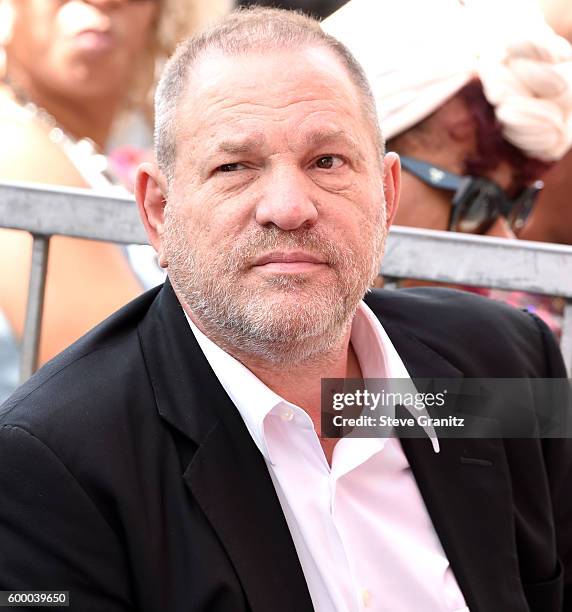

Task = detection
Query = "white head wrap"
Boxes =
[322,0,572,161]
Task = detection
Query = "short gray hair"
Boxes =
[154,6,384,182]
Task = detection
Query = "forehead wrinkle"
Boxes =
[185,67,360,129]
[198,94,355,128]
[180,54,364,135]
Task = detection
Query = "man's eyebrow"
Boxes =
[212,134,266,155]
[196,134,266,175]
[302,129,363,157]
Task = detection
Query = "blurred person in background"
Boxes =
[0,0,232,398]
[540,0,572,39]
[323,0,572,333]
[521,0,572,245]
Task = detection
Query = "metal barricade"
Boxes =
[1,180,572,379]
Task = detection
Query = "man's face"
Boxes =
[159,47,396,363]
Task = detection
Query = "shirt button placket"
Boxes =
[361,588,372,608]
[281,408,295,422]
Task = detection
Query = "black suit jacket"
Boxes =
[0,281,570,611]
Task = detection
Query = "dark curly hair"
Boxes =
[457,79,551,187]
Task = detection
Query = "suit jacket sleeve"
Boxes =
[529,313,572,610]
[0,424,134,612]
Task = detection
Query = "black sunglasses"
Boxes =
[398,156,543,234]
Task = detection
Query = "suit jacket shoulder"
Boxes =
[0,284,162,452]
[365,286,564,378]
[0,282,312,612]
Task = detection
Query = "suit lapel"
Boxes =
[383,321,529,612]
[139,282,313,612]
[183,414,314,612]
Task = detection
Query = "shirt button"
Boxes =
[281,408,295,422]
[361,589,372,608]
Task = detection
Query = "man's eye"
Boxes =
[217,163,246,173]
[314,155,344,170]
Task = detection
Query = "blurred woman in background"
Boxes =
[0,0,232,395]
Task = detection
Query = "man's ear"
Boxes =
[382,152,401,228]
[135,162,169,268]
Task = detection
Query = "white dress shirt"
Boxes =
[186,302,469,612]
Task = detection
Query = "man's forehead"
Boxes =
[173,46,368,152]
[180,45,362,115]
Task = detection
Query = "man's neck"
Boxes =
[250,337,363,467]
[233,327,363,469]
[244,332,363,428]
[183,301,363,434]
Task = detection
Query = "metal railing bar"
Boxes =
[0,181,147,245]
[19,235,50,383]
[381,226,572,298]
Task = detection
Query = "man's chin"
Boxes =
[247,266,335,291]
[232,319,349,365]
[172,268,363,363]
[259,273,314,292]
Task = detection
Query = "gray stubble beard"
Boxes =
[163,207,386,366]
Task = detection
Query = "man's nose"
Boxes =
[485,217,516,239]
[255,168,318,231]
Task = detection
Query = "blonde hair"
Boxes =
[132,0,234,116]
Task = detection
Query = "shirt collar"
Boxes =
[185,300,439,462]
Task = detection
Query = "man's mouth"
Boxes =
[252,251,328,273]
